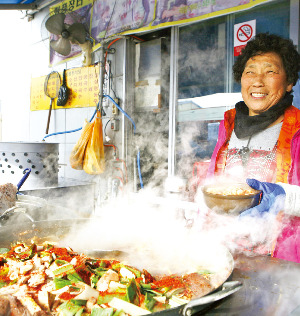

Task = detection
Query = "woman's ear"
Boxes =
[287,82,294,92]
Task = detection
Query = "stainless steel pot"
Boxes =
[0,218,242,315]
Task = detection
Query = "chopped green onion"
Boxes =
[67,272,83,283]
[55,259,69,266]
[70,299,87,306]
[108,297,151,315]
[0,248,9,254]
[53,278,71,290]
[57,301,84,316]
[169,295,189,307]
[126,279,138,304]
[144,292,156,311]
[91,307,114,316]
[197,269,213,274]
[52,263,76,278]
[113,310,126,316]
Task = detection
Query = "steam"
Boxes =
[54,180,282,280]
[194,187,283,257]
[58,188,232,280]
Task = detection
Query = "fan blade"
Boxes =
[50,37,71,56]
[45,13,66,35]
[68,23,87,44]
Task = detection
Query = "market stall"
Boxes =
[0,0,300,314]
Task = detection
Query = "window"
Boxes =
[175,0,290,185]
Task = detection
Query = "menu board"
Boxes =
[30,64,100,111]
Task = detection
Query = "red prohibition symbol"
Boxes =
[237,24,253,42]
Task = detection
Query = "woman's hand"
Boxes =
[239,179,286,217]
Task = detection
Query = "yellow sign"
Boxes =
[30,65,100,111]
[50,0,92,15]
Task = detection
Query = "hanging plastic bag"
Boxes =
[83,110,105,174]
[70,119,94,170]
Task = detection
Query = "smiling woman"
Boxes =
[207,33,300,185]
[241,52,293,116]
[205,33,300,263]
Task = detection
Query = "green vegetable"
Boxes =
[126,279,139,304]
[125,266,141,278]
[13,244,36,261]
[91,307,114,316]
[0,267,9,277]
[114,264,141,278]
[111,262,121,271]
[97,292,126,305]
[70,285,81,292]
[108,298,151,315]
[141,286,163,297]
[70,299,87,306]
[144,292,156,311]
[169,295,189,307]
[53,277,71,290]
[94,267,109,277]
[197,269,213,274]
[55,259,69,266]
[115,287,127,294]
[140,283,152,290]
[57,301,84,316]
[52,263,76,278]
[67,272,83,283]
[0,248,9,254]
[87,265,108,277]
[98,260,108,268]
[113,310,126,316]
[38,251,54,265]
[43,243,56,250]
[91,274,99,288]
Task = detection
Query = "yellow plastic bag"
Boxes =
[70,119,94,170]
[83,110,105,174]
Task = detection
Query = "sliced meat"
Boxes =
[0,296,10,316]
[0,295,30,316]
[0,183,17,212]
[33,311,52,316]
[182,272,212,298]
[96,269,119,292]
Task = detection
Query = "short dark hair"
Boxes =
[233,33,300,86]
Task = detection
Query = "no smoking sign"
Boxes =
[237,24,253,42]
[234,20,256,56]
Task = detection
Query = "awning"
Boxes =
[0,0,36,9]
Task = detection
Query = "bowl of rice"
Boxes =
[201,182,262,215]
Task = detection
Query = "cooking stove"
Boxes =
[0,142,59,188]
[192,254,300,316]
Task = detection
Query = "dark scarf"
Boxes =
[234,93,293,139]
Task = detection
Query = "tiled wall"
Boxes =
[0,9,126,189]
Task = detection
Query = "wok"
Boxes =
[0,217,242,315]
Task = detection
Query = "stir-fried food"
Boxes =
[0,242,212,316]
[206,185,257,196]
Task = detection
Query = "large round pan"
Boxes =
[0,218,241,315]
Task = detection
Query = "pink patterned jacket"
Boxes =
[206,106,300,263]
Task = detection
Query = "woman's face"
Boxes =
[241,52,293,116]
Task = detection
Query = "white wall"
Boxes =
[0,11,94,182]
[0,11,32,141]
[0,10,127,196]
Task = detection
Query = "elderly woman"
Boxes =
[206,33,300,262]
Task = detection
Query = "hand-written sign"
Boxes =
[30,65,100,111]
[50,0,91,16]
